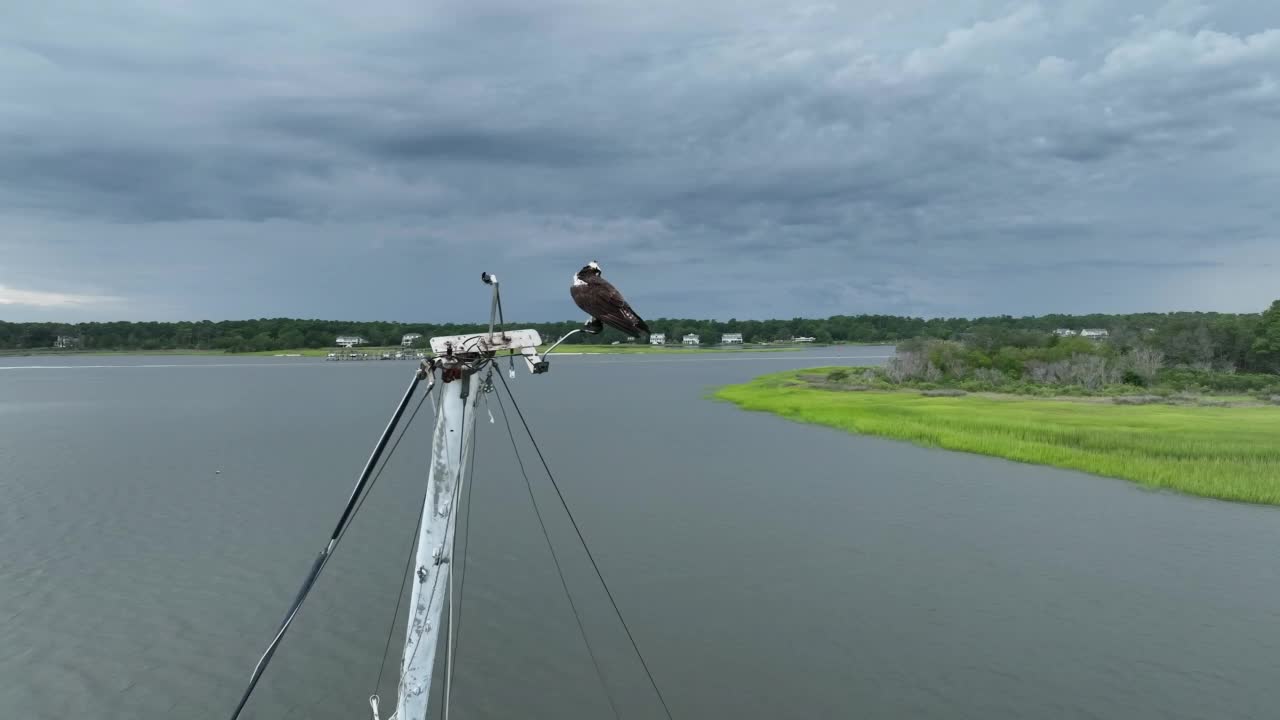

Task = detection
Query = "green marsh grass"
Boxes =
[715,368,1280,506]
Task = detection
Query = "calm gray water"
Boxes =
[3,347,1279,719]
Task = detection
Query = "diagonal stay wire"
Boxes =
[496,369,675,720]
[374,482,428,698]
[337,386,433,557]
[361,382,437,702]
[228,373,432,720]
[493,386,622,720]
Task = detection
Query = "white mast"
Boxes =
[395,350,481,719]
[390,273,553,720]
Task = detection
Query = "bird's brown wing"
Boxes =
[575,277,649,337]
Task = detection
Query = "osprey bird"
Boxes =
[570,261,650,338]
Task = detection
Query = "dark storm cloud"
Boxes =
[1,143,320,222]
[260,105,622,168]
[1,1,1278,321]
[372,128,620,168]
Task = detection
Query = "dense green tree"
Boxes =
[1162,323,1215,368]
[278,329,305,349]
[1253,300,1280,372]
[2,301,1277,374]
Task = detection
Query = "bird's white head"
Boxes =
[574,260,601,285]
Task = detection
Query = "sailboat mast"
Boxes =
[396,358,482,720]
[228,271,572,720]
[385,272,564,719]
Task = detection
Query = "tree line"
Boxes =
[3,300,1278,372]
[871,334,1280,397]
[845,299,1280,395]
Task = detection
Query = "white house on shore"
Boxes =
[792,336,816,343]
[401,333,422,347]
[53,335,81,349]
[721,332,744,344]
[1054,328,1078,337]
[683,333,700,346]
[1080,328,1109,339]
[336,335,367,348]
[649,333,666,345]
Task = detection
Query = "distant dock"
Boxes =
[325,350,429,362]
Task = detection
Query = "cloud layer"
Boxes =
[2,1,1277,321]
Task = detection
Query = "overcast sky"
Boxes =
[2,1,1277,323]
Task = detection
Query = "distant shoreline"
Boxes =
[0,342,883,359]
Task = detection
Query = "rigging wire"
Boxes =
[494,387,622,720]
[310,380,439,717]
[358,381,437,701]
[338,384,434,558]
[496,370,676,720]
[227,371,427,720]
[372,470,429,699]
